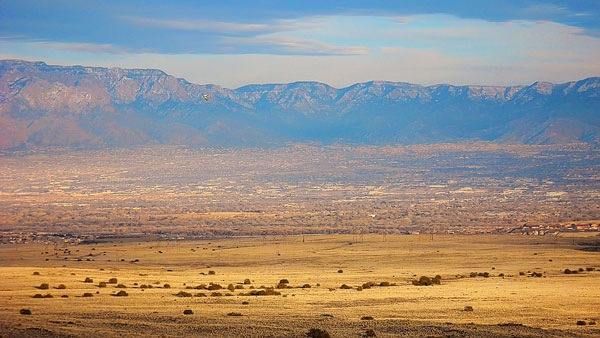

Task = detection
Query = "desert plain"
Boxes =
[0,234,599,337]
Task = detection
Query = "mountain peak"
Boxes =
[1,59,599,150]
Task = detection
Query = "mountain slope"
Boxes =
[1,59,599,150]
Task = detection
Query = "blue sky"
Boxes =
[1,0,599,87]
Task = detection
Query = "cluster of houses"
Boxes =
[509,222,599,236]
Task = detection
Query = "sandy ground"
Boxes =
[0,234,599,337]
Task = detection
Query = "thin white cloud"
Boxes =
[222,34,369,55]
[120,15,325,35]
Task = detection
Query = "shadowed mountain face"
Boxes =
[0,59,599,150]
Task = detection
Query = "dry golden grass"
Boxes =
[0,234,599,337]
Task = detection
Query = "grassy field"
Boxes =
[0,234,599,337]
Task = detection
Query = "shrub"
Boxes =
[210,292,223,297]
[242,301,249,305]
[20,309,32,315]
[108,278,118,284]
[249,288,281,296]
[61,295,68,298]
[379,281,390,287]
[98,282,107,288]
[82,293,93,297]
[365,329,376,337]
[564,269,572,274]
[338,270,343,273]
[302,284,311,288]
[362,282,374,289]
[208,284,222,290]
[531,272,542,278]
[412,276,433,286]
[195,293,207,297]
[464,306,474,312]
[84,277,93,283]
[589,321,596,325]
[39,283,49,290]
[176,291,193,297]
[115,290,128,297]
[116,284,126,288]
[208,270,216,275]
[33,272,40,276]
[227,284,235,292]
[163,284,171,288]
[469,272,477,278]
[340,284,352,289]
[519,272,525,276]
[235,285,244,289]
[578,268,584,272]
[57,284,67,289]
[586,267,595,272]
[42,294,53,298]
[279,279,289,284]
[307,328,330,338]
[33,294,44,298]
[357,286,363,291]
[361,316,374,320]
[183,309,193,315]
[276,283,290,289]
[244,278,251,284]
[227,312,243,316]
[576,320,586,326]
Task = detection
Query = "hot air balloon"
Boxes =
[203,94,211,101]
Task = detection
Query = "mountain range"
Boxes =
[1,59,599,151]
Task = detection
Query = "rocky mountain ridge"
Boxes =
[1,59,599,150]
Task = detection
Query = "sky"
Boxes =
[1,0,599,88]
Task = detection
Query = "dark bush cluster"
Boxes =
[176,291,193,297]
[245,288,281,296]
[307,328,331,338]
[412,275,441,286]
